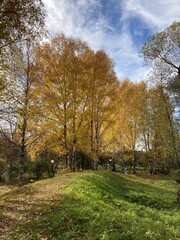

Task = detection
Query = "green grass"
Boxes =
[0,172,179,240]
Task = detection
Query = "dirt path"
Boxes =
[0,174,77,240]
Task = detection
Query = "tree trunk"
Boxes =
[19,142,25,186]
[18,114,27,186]
[132,150,136,174]
[112,160,116,172]
[160,85,180,168]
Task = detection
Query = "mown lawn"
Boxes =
[0,172,179,240]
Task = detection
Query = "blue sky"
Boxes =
[42,0,180,81]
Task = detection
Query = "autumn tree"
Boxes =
[141,22,180,119]
[141,21,180,172]
[116,80,147,173]
[86,50,119,169]
[0,0,46,97]
[0,0,45,52]
[0,42,39,185]
[141,22,180,80]
[31,34,119,171]
[31,34,93,170]
[141,85,177,173]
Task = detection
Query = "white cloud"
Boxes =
[121,0,180,31]
[42,0,180,81]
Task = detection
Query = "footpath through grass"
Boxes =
[0,171,179,240]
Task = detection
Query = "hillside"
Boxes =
[0,172,179,240]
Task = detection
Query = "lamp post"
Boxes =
[50,159,55,177]
[109,158,115,171]
[109,158,112,171]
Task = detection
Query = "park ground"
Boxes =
[0,171,179,240]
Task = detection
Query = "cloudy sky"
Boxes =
[42,0,180,81]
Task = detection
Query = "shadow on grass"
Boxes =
[82,172,178,210]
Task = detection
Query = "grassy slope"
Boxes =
[0,172,179,240]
